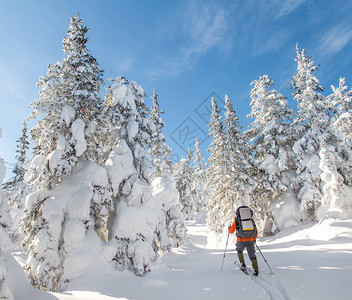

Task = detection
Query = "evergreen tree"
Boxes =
[318,80,352,218]
[149,89,173,180]
[246,76,296,233]
[104,77,167,276]
[329,77,352,139]
[148,90,186,247]
[21,15,112,292]
[3,122,30,243]
[26,13,105,189]
[319,142,346,218]
[173,150,195,221]
[151,174,187,248]
[205,97,229,233]
[247,76,294,163]
[193,138,204,174]
[3,122,29,194]
[0,128,14,300]
[290,44,329,220]
[224,95,256,227]
[191,138,207,215]
[3,122,29,205]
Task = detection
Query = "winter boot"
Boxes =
[251,258,259,276]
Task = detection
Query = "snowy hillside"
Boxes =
[7,217,352,300]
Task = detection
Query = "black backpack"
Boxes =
[235,206,257,239]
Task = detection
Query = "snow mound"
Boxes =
[151,174,187,248]
[152,175,180,210]
[112,198,161,242]
[23,161,111,290]
[269,190,302,231]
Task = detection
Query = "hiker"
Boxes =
[228,205,259,276]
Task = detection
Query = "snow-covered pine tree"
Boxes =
[224,95,257,226]
[27,13,105,189]
[329,77,352,139]
[191,138,207,217]
[0,128,14,300]
[151,174,187,248]
[319,141,349,219]
[3,122,29,195]
[3,122,29,243]
[148,89,187,247]
[173,150,196,221]
[318,79,352,219]
[104,77,168,276]
[246,76,297,233]
[205,97,229,233]
[21,15,112,292]
[290,44,329,221]
[149,89,173,180]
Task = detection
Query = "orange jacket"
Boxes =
[228,220,257,242]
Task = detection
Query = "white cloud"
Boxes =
[183,4,227,57]
[277,0,305,18]
[145,0,304,79]
[236,0,301,56]
[146,1,230,79]
[318,24,352,57]
[252,29,290,55]
[244,0,304,20]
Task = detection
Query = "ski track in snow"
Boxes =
[234,260,290,300]
[251,275,289,300]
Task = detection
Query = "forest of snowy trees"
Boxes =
[1,14,352,295]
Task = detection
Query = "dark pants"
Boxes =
[236,240,256,260]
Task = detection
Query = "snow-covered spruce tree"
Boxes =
[3,122,29,195]
[290,44,330,221]
[173,150,196,221]
[224,95,257,224]
[148,89,187,247]
[319,140,352,219]
[3,122,30,243]
[245,76,298,233]
[21,15,112,292]
[318,80,352,219]
[191,138,207,218]
[0,128,14,300]
[205,97,230,233]
[27,13,105,188]
[151,174,187,248]
[104,77,168,276]
[329,77,352,139]
[149,89,173,180]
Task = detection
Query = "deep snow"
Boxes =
[6,217,352,300]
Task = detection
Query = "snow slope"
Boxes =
[6,217,352,299]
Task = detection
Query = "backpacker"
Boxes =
[235,206,257,239]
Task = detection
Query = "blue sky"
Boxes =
[1,0,352,179]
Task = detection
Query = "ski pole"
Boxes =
[221,232,230,271]
[255,242,274,275]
